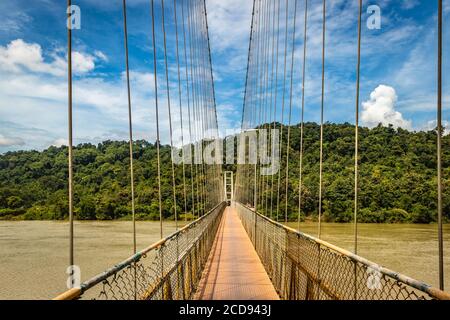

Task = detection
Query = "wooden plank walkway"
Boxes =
[195,206,279,300]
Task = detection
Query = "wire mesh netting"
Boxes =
[235,202,450,301]
[72,202,226,300]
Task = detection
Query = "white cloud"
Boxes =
[401,0,420,10]
[216,103,240,134]
[205,0,252,54]
[0,134,25,147]
[422,120,450,136]
[0,11,31,34]
[0,39,97,77]
[94,50,108,62]
[52,138,69,147]
[72,52,95,74]
[362,85,412,130]
[0,38,193,152]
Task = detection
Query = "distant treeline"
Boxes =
[0,122,449,223]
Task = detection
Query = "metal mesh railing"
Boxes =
[235,202,450,301]
[55,202,226,300]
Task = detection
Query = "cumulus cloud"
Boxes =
[0,134,25,147]
[0,39,101,76]
[0,38,189,152]
[361,85,412,130]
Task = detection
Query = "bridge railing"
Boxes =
[55,202,227,300]
[235,202,450,300]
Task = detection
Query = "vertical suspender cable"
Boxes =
[161,1,180,291]
[67,0,74,272]
[181,0,196,220]
[263,0,273,216]
[298,0,308,231]
[188,1,201,218]
[276,0,289,222]
[190,0,199,215]
[203,0,220,208]
[161,0,179,230]
[150,0,163,239]
[186,2,200,217]
[266,0,274,215]
[316,0,327,291]
[242,1,257,138]
[270,0,280,219]
[198,2,210,213]
[354,0,362,255]
[195,0,206,217]
[254,0,262,210]
[285,0,298,223]
[239,0,256,204]
[122,0,137,300]
[251,0,257,206]
[198,0,206,213]
[197,0,206,215]
[257,0,264,210]
[437,0,444,291]
[257,0,268,212]
[242,0,257,206]
[173,0,188,222]
[318,0,326,239]
[122,0,136,255]
[196,0,204,212]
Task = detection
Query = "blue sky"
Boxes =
[0,0,449,153]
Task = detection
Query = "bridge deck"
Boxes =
[195,206,279,300]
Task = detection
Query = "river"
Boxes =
[0,221,448,299]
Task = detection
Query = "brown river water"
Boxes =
[0,221,448,299]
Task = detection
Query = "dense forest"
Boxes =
[247,123,450,224]
[0,140,201,221]
[0,122,449,223]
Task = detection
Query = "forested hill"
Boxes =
[0,123,449,223]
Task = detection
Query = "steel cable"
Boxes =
[298,0,308,231]
[284,0,298,223]
[318,0,326,239]
[150,0,163,239]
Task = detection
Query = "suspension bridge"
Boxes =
[54,0,448,300]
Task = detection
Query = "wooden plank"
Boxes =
[195,207,279,300]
